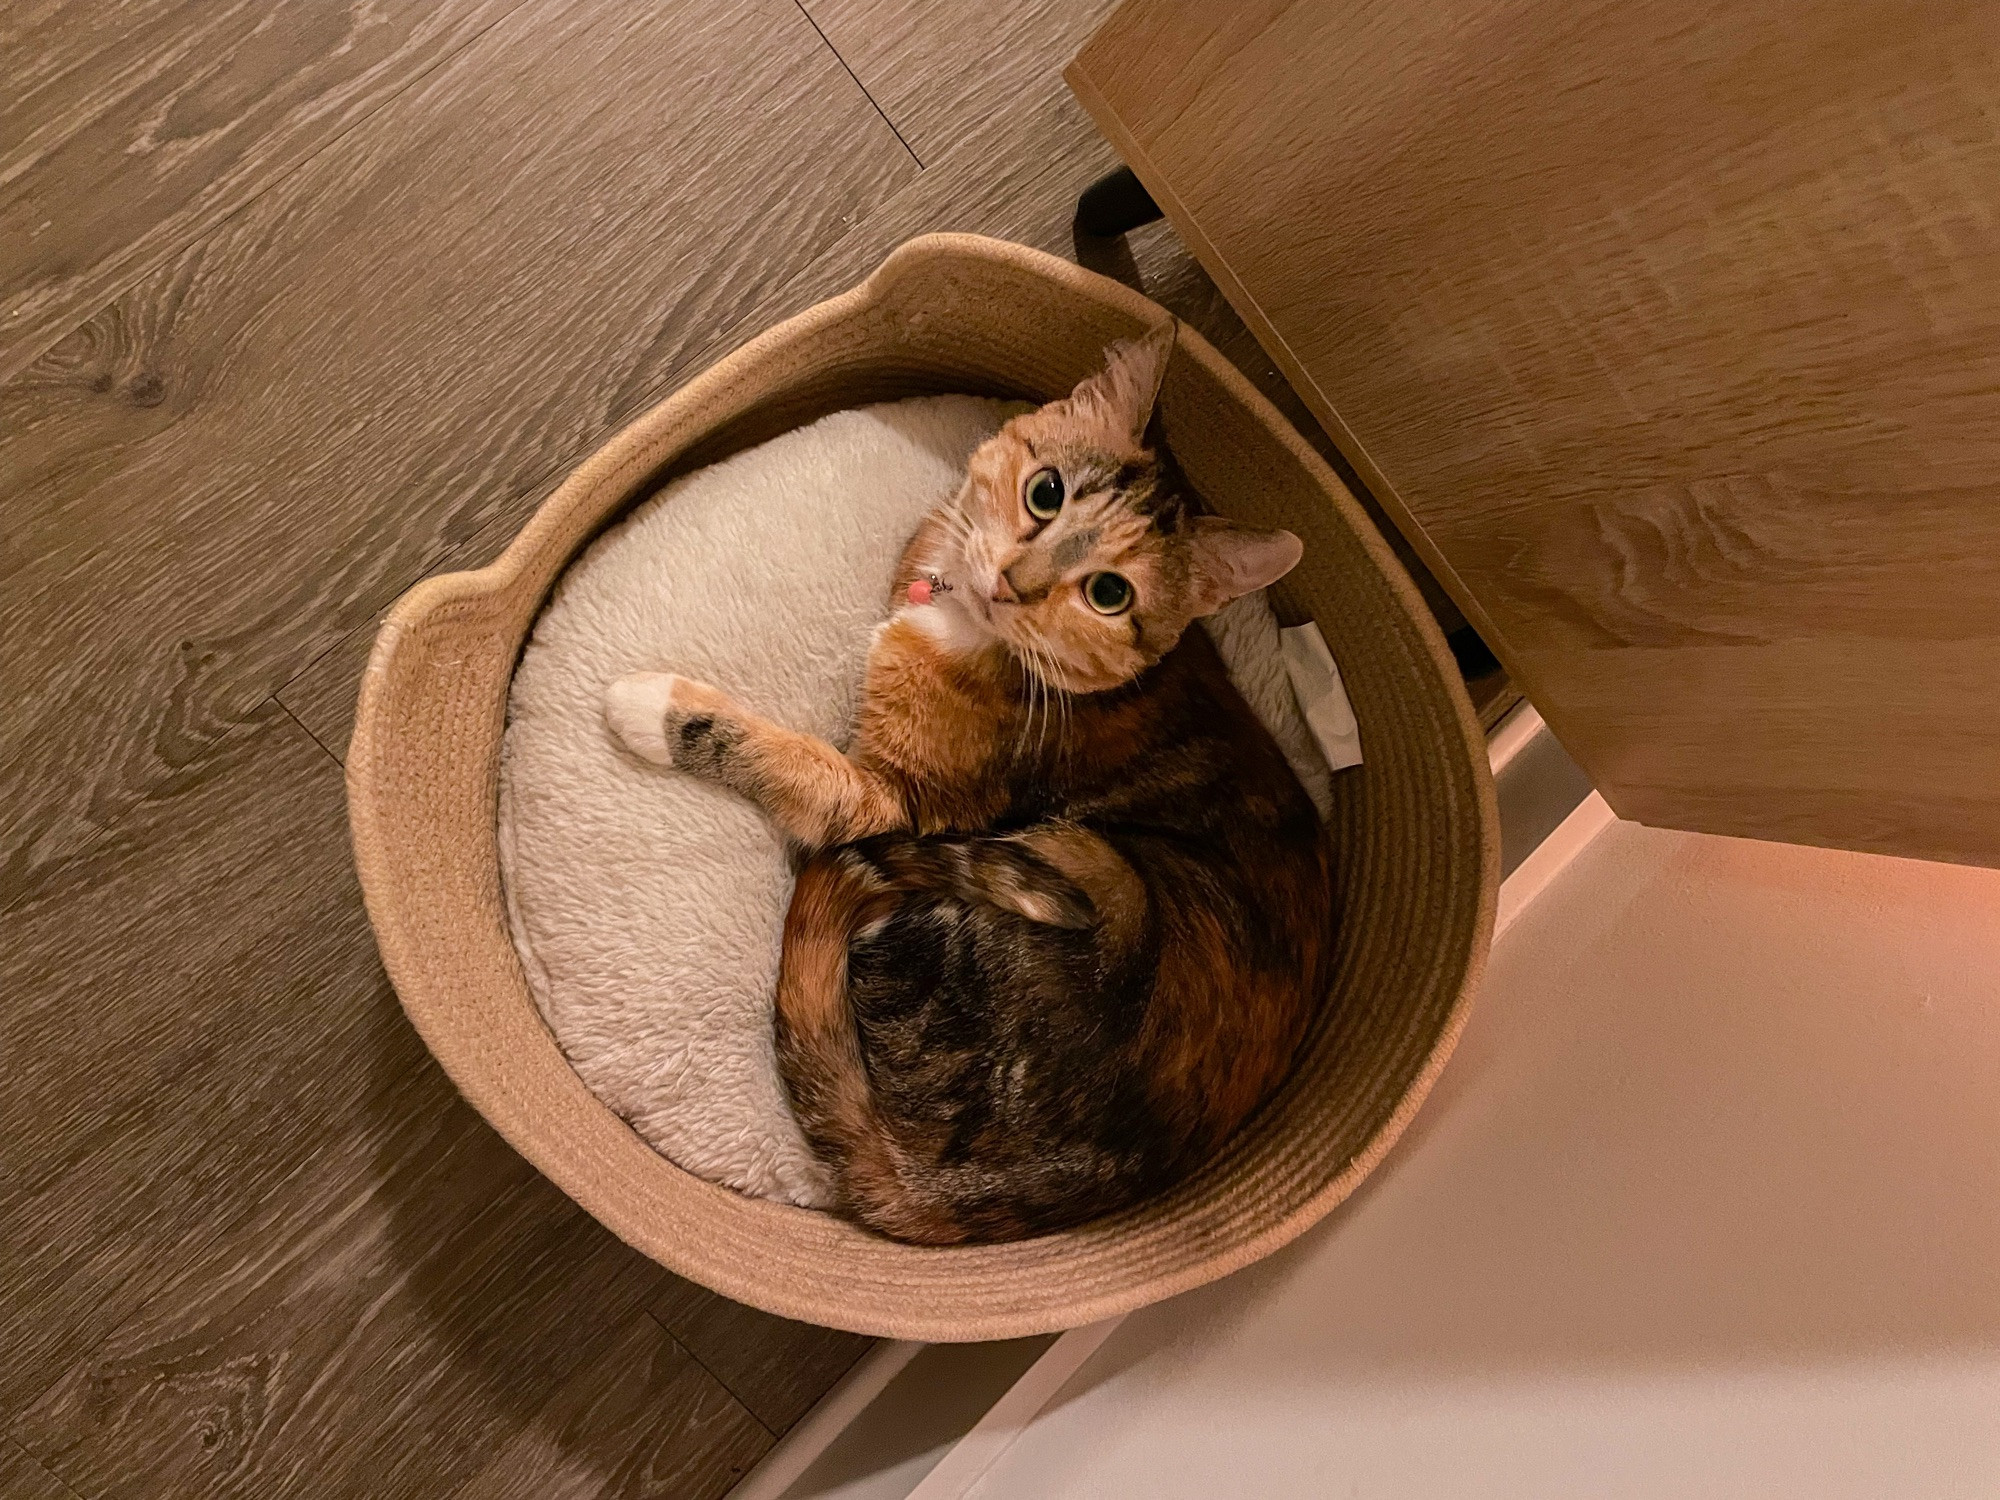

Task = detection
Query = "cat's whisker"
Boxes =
[1042,642,1073,763]
[1037,643,1061,761]
[1009,638,1042,762]
[1034,644,1056,761]
[1031,642,1053,761]
[1020,636,1052,761]
[1048,648,1071,759]
[1051,651,1074,759]
[941,506,978,551]
[1012,664,1032,761]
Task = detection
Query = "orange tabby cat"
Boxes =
[614,323,1335,1243]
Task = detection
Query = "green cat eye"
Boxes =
[1084,571,1134,615]
[1024,467,1065,520]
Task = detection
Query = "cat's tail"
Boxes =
[774,849,969,1245]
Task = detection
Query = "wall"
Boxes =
[968,820,2000,1498]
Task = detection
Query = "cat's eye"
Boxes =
[1024,467,1065,521]
[1084,571,1134,615]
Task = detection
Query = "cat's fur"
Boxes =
[611,323,1335,1243]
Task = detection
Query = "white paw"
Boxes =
[604,672,684,765]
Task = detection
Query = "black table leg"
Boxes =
[1074,165,1164,237]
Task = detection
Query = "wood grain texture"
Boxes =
[650,1278,872,1436]
[10,1048,669,1500]
[0,708,416,1411]
[0,0,528,381]
[447,1314,771,1500]
[1072,0,2000,864]
[0,0,915,909]
[275,501,524,759]
[0,1438,77,1500]
[0,981,427,1420]
[275,627,376,759]
[799,0,1123,165]
[0,703,358,1190]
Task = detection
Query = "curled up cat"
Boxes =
[606,321,1335,1245]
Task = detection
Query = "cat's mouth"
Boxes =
[932,562,998,628]
[961,585,1034,660]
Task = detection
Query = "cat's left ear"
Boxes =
[1186,518,1304,615]
[1062,319,1176,453]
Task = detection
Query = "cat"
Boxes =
[609,321,1335,1244]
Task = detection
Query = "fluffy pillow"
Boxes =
[499,396,1331,1206]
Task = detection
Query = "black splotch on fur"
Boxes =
[668,711,738,777]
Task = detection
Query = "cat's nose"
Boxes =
[991,570,1021,605]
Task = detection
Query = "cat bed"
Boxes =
[349,234,1498,1341]
[498,393,1340,1210]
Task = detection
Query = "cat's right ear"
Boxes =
[1059,319,1176,454]
[1185,519,1304,615]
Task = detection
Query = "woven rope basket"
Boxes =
[348,234,1498,1340]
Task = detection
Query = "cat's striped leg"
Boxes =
[605,672,907,848]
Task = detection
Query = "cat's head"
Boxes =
[915,321,1303,693]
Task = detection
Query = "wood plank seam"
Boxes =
[789,0,926,168]
[641,1312,783,1441]
[1,1436,89,1500]
[272,694,344,768]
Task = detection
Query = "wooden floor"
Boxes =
[1,4,1484,1497]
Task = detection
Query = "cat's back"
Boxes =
[1063,630,1336,1180]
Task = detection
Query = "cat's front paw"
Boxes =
[604,672,733,772]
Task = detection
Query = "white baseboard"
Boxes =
[902,1321,1124,1500]
[729,1340,926,1500]
[1486,701,1545,776]
[1495,790,1615,939]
